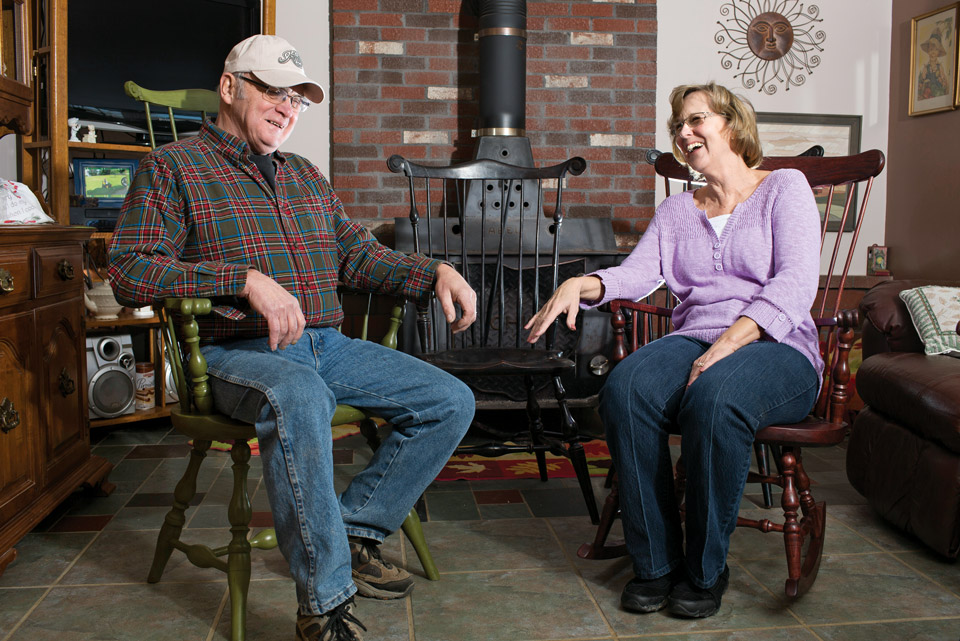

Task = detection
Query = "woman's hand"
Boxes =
[687,316,762,387]
[687,339,739,387]
[524,275,603,343]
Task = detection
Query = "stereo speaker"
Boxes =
[86,334,136,418]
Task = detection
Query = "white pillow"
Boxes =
[898,286,960,355]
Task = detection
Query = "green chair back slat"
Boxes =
[123,80,220,150]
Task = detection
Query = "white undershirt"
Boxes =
[708,213,731,236]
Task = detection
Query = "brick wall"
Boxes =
[330,0,657,248]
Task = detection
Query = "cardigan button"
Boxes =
[713,252,721,259]
[778,313,786,321]
[715,264,722,271]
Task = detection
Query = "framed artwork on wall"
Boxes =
[755,112,861,232]
[908,3,959,116]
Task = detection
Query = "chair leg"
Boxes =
[362,418,440,581]
[148,438,210,583]
[603,465,616,489]
[358,417,381,451]
[554,376,599,524]
[524,375,550,482]
[400,507,439,581]
[755,443,774,508]
[226,440,253,641]
[577,473,627,559]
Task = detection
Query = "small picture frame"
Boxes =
[866,244,890,277]
[908,3,959,116]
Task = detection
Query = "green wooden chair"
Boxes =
[123,80,220,149]
[151,296,439,641]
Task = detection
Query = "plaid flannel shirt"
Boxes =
[108,120,440,340]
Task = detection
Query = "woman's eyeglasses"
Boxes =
[240,75,311,113]
[671,112,721,137]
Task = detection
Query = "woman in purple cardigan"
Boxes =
[526,83,823,619]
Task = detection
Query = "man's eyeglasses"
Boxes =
[239,75,311,113]
[671,112,721,137]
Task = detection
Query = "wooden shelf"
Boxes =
[89,402,174,428]
[68,141,150,153]
[85,309,161,330]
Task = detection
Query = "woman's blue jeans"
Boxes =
[599,335,818,589]
[201,328,474,615]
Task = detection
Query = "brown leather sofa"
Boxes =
[846,279,960,558]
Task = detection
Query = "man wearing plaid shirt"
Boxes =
[108,35,476,641]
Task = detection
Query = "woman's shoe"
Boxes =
[666,565,730,618]
[620,568,683,613]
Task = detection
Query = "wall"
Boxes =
[277,1,332,176]
[328,0,657,244]
[886,0,960,279]
[657,1,892,275]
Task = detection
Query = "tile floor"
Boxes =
[1,418,959,641]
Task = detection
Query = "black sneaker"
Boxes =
[620,568,683,613]
[295,597,366,641]
[666,565,730,618]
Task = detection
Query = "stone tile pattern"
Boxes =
[1,420,958,641]
[329,0,658,245]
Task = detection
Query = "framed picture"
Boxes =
[909,3,959,116]
[755,112,862,232]
[71,158,139,207]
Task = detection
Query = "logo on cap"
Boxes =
[277,50,303,69]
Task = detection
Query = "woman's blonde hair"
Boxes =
[668,83,763,168]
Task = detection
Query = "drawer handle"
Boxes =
[0,398,20,434]
[57,259,75,281]
[0,267,13,293]
[58,368,76,397]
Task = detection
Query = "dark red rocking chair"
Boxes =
[578,149,885,599]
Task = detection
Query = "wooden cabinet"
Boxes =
[0,226,113,578]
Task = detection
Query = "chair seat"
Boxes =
[755,416,848,447]
[170,408,258,442]
[420,347,576,375]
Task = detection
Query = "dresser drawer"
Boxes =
[34,245,83,299]
[0,248,32,309]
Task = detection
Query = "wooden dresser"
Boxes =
[0,226,113,578]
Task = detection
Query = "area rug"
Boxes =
[435,439,612,481]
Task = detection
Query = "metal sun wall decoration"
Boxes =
[715,0,827,95]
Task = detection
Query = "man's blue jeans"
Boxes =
[599,335,818,589]
[201,328,474,615]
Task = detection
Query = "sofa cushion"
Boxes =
[899,286,960,355]
[856,352,960,455]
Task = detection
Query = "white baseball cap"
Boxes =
[224,35,325,104]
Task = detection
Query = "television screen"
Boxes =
[68,0,261,144]
[72,158,139,207]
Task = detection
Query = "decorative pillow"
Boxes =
[898,286,960,355]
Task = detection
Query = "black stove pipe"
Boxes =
[474,0,527,136]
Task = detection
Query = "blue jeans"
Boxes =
[201,328,474,615]
[599,335,818,589]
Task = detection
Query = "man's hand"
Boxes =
[434,264,476,333]
[241,269,306,351]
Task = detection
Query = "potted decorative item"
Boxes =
[83,280,123,319]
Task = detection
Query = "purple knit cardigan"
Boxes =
[587,168,824,380]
